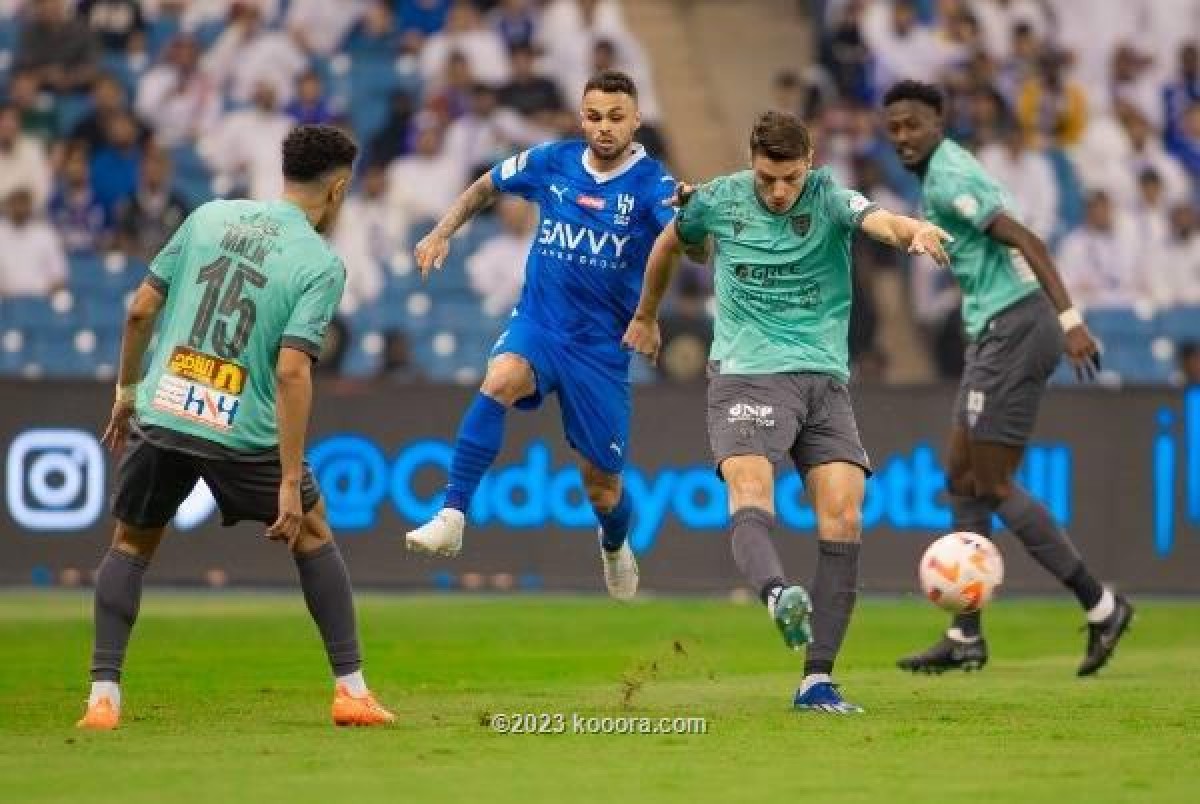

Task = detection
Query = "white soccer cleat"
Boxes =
[405,508,465,557]
[600,532,639,601]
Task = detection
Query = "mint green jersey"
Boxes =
[675,168,876,381]
[921,139,1040,338]
[136,199,345,452]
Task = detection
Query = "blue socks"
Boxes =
[444,393,507,512]
[597,488,633,552]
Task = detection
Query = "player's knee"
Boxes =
[113,523,163,559]
[726,472,773,511]
[585,482,620,513]
[583,470,621,512]
[480,358,532,406]
[292,509,334,554]
[816,503,862,541]
[974,477,1013,505]
[947,469,975,498]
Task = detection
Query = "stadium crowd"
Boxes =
[788,0,1199,384]
[0,0,667,382]
[0,0,1195,386]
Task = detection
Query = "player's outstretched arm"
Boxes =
[623,223,686,364]
[101,281,166,455]
[987,213,1101,381]
[860,208,953,267]
[269,347,313,549]
[414,172,501,278]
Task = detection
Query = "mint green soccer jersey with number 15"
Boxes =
[920,139,1040,338]
[675,168,877,382]
[135,199,346,453]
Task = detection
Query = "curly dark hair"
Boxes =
[749,110,812,160]
[282,124,359,183]
[882,80,945,114]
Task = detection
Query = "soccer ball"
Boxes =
[918,532,1004,613]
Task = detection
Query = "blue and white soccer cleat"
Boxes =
[793,681,864,714]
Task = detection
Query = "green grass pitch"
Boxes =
[2,592,1198,803]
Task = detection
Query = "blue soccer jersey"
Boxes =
[489,140,676,343]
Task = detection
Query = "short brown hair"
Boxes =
[750,110,812,160]
[583,69,638,99]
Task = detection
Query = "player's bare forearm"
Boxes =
[861,208,951,266]
[431,173,499,239]
[275,348,314,484]
[117,281,165,388]
[634,225,685,321]
[987,213,1074,313]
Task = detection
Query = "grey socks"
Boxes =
[730,507,786,603]
[993,487,1083,583]
[294,541,362,677]
[90,549,149,682]
[805,540,860,677]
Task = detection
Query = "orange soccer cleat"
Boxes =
[76,696,120,730]
[331,684,396,727]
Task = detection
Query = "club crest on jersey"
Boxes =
[614,193,635,227]
[791,214,811,236]
[576,194,606,210]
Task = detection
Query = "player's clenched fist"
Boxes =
[414,231,451,277]
[909,222,953,267]
[622,316,661,364]
[1064,324,1102,382]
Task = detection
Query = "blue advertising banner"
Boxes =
[2,381,1197,593]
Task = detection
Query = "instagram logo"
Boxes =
[6,429,105,530]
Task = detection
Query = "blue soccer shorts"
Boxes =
[490,316,631,474]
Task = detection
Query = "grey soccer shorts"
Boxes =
[111,427,321,528]
[706,371,872,477]
[954,293,1064,447]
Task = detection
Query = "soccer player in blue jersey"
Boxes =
[405,70,676,600]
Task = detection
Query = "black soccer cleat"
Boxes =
[1078,594,1134,677]
[896,635,988,674]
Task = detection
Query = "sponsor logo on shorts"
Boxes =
[152,375,240,432]
[167,346,246,394]
[728,403,775,427]
[966,390,986,429]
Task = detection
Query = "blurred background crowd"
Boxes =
[788,0,1199,385]
[0,0,1195,387]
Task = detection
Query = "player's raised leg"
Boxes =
[793,460,865,714]
[897,426,991,673]
[77,521,166,730]
[406,353,536,556]
[290,500,394,726]
[721,455,810,649]
[582,462,638,600]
